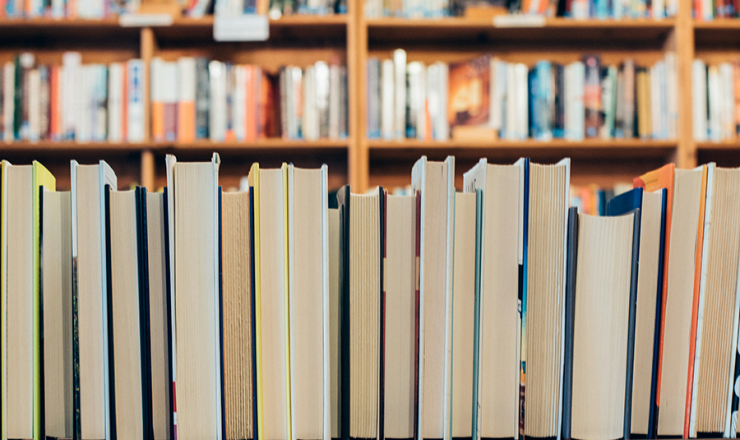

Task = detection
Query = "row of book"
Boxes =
[6,154,740,440]
[0,53,146,143]
[570,181,633,215]
[0,52,349,143]
[692,59,740,142]
[151,57,349,143]
[693,0,739,20]
[0,0,346,19]
[367,51,678,142]
[363,0,676,19]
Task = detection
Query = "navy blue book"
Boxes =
[607,187,667,439]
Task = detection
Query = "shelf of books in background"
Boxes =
[0,51,350,144]
[363,0,676,21]
[693,0,739,20]
[366,51,678,143]
[150,57,349,143]
[692,59,740,144]
[0,52,146,144]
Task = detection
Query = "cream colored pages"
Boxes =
[571,214,634,440]
[480,165,520,438]
[384,195,416,439]
[174,162,219,440]
[329,209,340,439]
[42,190,74,439]
[291,168,324,440]
[526,163,567,437]
[259,169,289,440]
[658,168,703,436]
[76,165,109,439]
[222,191,253,440]
[411,158,451,440]
[695,168,740,433]
[349,193,380,440]
[451,193,476,438]
[110,191,144,440]
[146,192,171,440]
[6,165,33,439]
[631,191,663,435]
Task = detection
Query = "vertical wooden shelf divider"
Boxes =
[349,0,368,191]
[140,27,157,190]
[676,0,697,169]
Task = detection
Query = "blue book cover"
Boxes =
[471,188,483,440]
[517,158,530,437]
[533,61,552,141]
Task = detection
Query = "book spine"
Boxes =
[340,66,348,138]
[93,65,108,142]
[615,68,625,138]
[329,63,340,140]
[29,67,40,141]
[734,61,740,137]
[515,63,529,141]
[394,49,407,139]
[583,54,601,138]
[381,59,395,140]
[209,61,225,142]
[127,59,145,142]
[234,65,247,141]
[39,66,50,140]
[177,57,196,143]
[553,64,565,139]
[194,57,210,140]
[623,59,635,139]
[367,58,381,139]
[108,63,122,142]
[693,60,708,142]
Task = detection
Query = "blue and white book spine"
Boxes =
[127,60,146,143]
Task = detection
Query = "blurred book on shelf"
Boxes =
[692,59,740,143]
[366,50,678,143]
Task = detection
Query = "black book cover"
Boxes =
[553,64,565,138]
[195,57,210,140]
[217,187,227,439]
[249,188,258,440]
[337,185,350,440]
[103,184,118,440]
[561,206,578,440]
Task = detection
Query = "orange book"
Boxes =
[245,65,256,141]
[683,164,709,438]
[151,59,165,142]
[634,163,676,437]
[49,66,59,140]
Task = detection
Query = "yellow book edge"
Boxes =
[1,161,7,440]
[32,162,56,440]
[249,163,265,440]
[282,163,292,440]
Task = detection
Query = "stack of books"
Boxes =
[0,52,145,143]
[693,0,737,20]
[367,52,678,142]
[4,154,740,440]
[150,57,349,142]
[692,59,740,143]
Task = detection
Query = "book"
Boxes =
[248,163,291,440]
[450,191,478,440]
[337,185,384,440]
[126,59,145,143]
[288,165,330,440]
[71,160,116,440]
[41,188,74,440]
[463,159,521,440]
[165,154,222,440]
[447,55,491,130]
[412,156,455,440]
[383,192,418,440]
[568,207,640,440]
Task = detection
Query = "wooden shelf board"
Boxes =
[694,19,740,46]
[0,141,153,152]
[0,139,347,152]
[696,140,740,149]
[168,139,348,151]
[365,17,676,44]
[369,138,675,149]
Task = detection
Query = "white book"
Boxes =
[51,0,64,18]
[71,160,117,440]
[127,59,146,142]
[29,69,40,142]
[654,0,664,18]
[412,156,455,440]
[708,66,721,142]
[381,59,395,140]
[77,66,92,143]
[234,65,247,141]
[303,66,318,141]
[437,62,449,141]
[720,63,735,140]
[515,63,529,141]
[649,65,660,140]
[209,61,227,142]
[692,60,708,142]
[93,66,108,142]
[3,62,13,141]
[394,49,407,139]
[62,52,81,140]
[564,64,572,140]
[426,64,440,141]
[659,61,668,140]
[417,63,426,140]
[108,63,124,143]
[506,63,517,140]
[406,61,425,140]
[490,59,501,131]
[315,61,330,139]
[288,165,330,440]
[177,57,197,142]
[571,61,585,141]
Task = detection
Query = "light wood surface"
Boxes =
[2,2,737,192]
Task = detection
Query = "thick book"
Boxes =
[447,55,491,130]
[41,188,74,440]
[463,159,521,440]
[71,160,117,440]
[567,207,640,440]
[165,154,223,440]
[337,185,384,440]
[288,165,330,440]
[2,161,55,440]
[247,163,291,440]
[383,192,418,440]
[411,156,455,440]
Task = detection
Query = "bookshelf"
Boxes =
[1,0,734,193]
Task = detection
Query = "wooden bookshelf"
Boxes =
[0,0,731,192]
